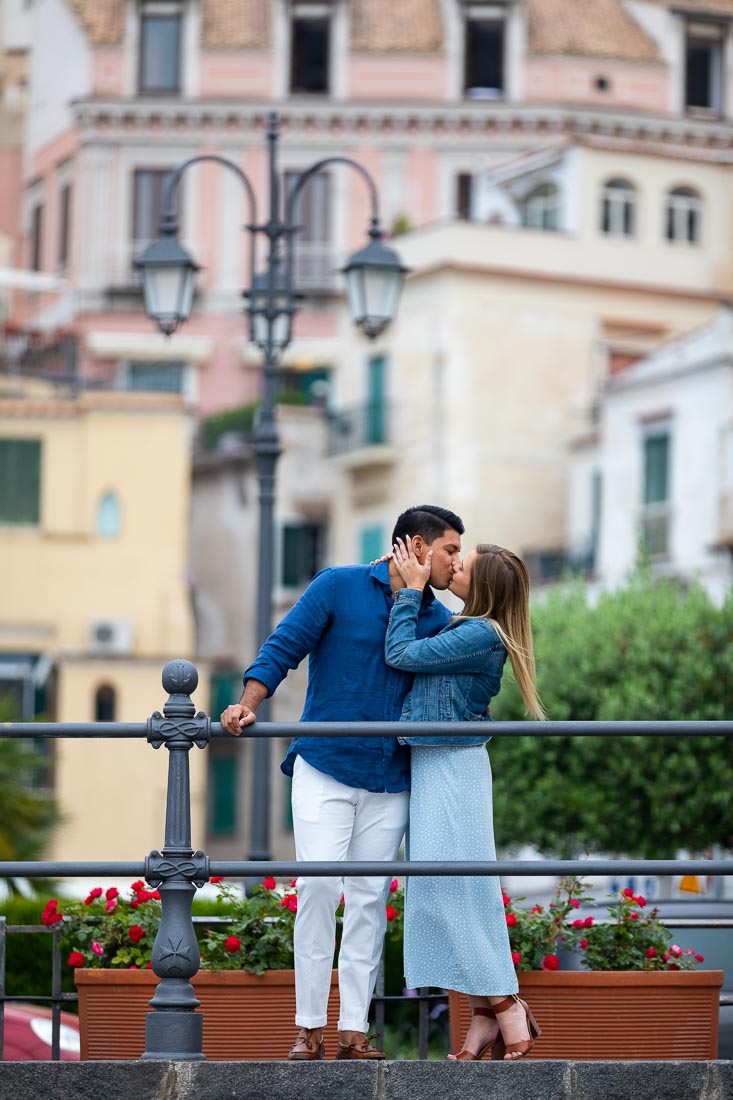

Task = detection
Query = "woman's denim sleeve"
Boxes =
[385,588,501,673]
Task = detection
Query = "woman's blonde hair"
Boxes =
[459,544,546,720]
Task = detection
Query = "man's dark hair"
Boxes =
[391,505,465,547]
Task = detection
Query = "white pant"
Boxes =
[291,756,409,1033]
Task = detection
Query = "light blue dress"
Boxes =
[405,744,518,995]
[384,587,519,996]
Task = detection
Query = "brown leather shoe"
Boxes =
[335,1032,385,1060]
[288,1028,324,1061]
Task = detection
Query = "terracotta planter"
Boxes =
[449,970,723,1060]
[75,968,340,1061]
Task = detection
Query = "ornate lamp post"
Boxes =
[137,112,406,863]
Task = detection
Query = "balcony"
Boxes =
[328,401,398,470]
[523,544,596,584]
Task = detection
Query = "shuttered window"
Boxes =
[0,440,42,524]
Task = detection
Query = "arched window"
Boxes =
[96,491,121,538]
[600,179,637,237]
[94,684,116,722]
[665,186,702,244]
[520,183,559,231]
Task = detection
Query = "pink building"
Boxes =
[6,0,733,417]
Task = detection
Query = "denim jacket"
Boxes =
[384,587,507,746]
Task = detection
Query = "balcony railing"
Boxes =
[328,401,392,455]
[1,659,731,1061]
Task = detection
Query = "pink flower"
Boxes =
[287,895,298,912]
[569,898,580,909]
[511,951,521,965]
[129,964,139,970]
[385,906,399,922]
[531,905,543,914]
[262,876,276,890]
[646,947,657,958]
[572,919,585,929]
[580,939,589,949]
[669,944,682,957]
[541,954,560,971]
[91,941,104,957]
[629,912,638,920]
[695,954,705,962]
[105,899,117,913]
[583,916,594,928]
[390,878,399,893]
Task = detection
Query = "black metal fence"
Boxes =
[1,659,731,1061]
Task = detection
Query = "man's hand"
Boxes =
[220,703,256,735]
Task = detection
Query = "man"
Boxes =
[220,505,464,1060]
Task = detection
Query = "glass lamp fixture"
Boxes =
[135,233,200,337]
[341,233,407,340]
[246,268,296,351]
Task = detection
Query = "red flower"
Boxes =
[501,891,511,907]
[541,954,560,971]
[287,896,298,912]
[669,944,682,957]
[569,898,580,909]
[225,935,241,953]
[505,913,517,927]
[511,951,521,965]
[131,881,145,892]
[390,878,399,893]
[146,961,153,969]
[105,899,117,913]
[290,878,297,888]
[67,951,85,968]
[695,954,705,962]
[629,912,638,920]
[84,888,103,905]
[129,964,139,970]
[580,939,589,949]
[669,963,679,971]
[622,888,634,897]
[210,876,224,884]
[530,905,542,914]
[645,947,657,958]
[571,919,585,929]
[129,925,146,944]
[385,906,399,922]
[105,887,119,901]
[262,876,277,890]
[280,895,291,908]
[150,890,160,900]
[130,899,140,909]
[42,900,63,926]
[583,917,594,928]
[635,895,646,907]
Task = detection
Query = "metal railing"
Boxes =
[1,658,731,1061]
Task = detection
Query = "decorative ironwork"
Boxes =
[147,712,211,750]
[146,850,209,889]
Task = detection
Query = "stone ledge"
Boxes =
[1,1060,732,1100]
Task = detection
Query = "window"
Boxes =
[589,470,602,573]
[641,427,671,557]
[58,183,71,269]
[209,748,239,835]
[464,15,504,97]
[519,184,559,231]
[127,361,185,393]
[455,173,474,220]
[366,355,387,445]
[290,13,330,94]
[139,12,181,94]
[277,366,331,406]
[132,169,174,252]
[360,525,385,565]
[30,202,43,271]
[665,186,702,244]
[0,439,41,524]
[96,492,122,538]
[94,685,117,722]
[600,179,636,238]
[281,523,326,587]
[685,23,724,112]
[284,169,331,287]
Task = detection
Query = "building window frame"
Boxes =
[289,3,332,95]
[684,20,724,115]
[94,684,117,722]
[463,4,506,99]
[138,6,182,95]
[600,178,637,238]
[281,521,326,588]
[57,180,72,271]
[0,439,42,525]
[519,182,560,231]
[665,185,702,245]
[640,422,672,560]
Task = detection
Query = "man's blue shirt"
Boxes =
[243,561,451,792]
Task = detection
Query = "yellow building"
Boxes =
[0,381,207,862]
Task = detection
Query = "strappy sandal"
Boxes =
[448,1006,500,1061]
[491,994,541,1060]
[288,1028,325,1061]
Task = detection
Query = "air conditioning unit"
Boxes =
[88,618,133,656]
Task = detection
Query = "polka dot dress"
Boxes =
[404,744,519,996]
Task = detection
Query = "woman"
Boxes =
[384,536,545,1061]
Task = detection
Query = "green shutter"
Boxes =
[360,525,385,564]
[210,751,238,835]
[0,440,41,524]
[643,434,670,505]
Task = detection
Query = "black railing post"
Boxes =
[141,660,210,1061]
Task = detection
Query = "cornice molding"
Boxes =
[71,99,733,157]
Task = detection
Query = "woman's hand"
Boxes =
[392,536,432,591]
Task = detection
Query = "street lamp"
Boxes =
[137,112,406,862]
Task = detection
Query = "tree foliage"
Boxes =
[490,573,733,857]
